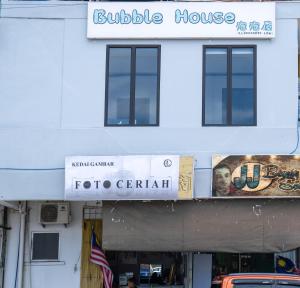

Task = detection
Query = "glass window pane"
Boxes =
[204,48,228,125]
[107,48,131,125]
[32,233,59,261]
[232,48,255,125]
[135,48,158,125]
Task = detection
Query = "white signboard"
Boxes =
[87,2,275,39]
[65,155,180,200]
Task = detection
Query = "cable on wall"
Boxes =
[0,167,212,171]
[0,168,64,171]
[14,217,21,288]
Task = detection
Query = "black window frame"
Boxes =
[202,45,257,127]
[105,45,161,127]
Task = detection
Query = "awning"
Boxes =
[103,199,300,252]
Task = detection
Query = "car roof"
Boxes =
[229,273,300,278]
[222,273,300,286]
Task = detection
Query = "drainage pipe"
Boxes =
[0,201,26,288]
[16,202,25,288]
[1,207,8,288]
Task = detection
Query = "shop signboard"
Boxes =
[212,155,300,197]
[88,2,275,39]
[65,155,194,200]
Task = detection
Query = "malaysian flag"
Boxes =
[90,229,113,288]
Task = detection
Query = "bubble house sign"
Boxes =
[87,2,275,39]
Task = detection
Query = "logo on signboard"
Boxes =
[164,159,172,167]
[213,155,300,197]
[232,162,272,192]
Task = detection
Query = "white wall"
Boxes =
[0,3,298,200]
[5,202,84,288]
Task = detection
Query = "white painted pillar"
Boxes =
[193,253,212,288]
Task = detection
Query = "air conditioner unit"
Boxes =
[39,202,70,225]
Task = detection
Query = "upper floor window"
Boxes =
[105,45,160,126]
[202,46,257,126]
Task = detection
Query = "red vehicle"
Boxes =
[221,273,300,288]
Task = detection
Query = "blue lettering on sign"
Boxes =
[249,21,260,31]
[91,8,275,37]
[236,21,247,32]
[93,9,163,24]
[224,12,235,24]
[213,12,224,24]
[261,21,272,32]
[120,9,131,24]
[201,12,213,24]
[132,9,144,24]
[175,9,188,24]
[235,20,273,35]
[175,9,235,25]
[93,9,107,24]
[93,9,237,25]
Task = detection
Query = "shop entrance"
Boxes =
[212,252,274,276]
[106,251,186,288]
[81,206,187,288]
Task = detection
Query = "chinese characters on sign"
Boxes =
[212,155,300,197]
[236,21,273,36]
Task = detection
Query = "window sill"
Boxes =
[25,261,65,266]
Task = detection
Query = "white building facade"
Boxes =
[0,1,300,288]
